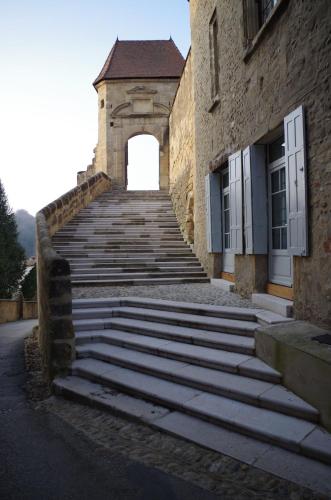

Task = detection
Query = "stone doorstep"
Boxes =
[211,278,235,292]
[252,293,293,318]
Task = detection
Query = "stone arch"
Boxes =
[125,133,160,189]
[123,127,167,190]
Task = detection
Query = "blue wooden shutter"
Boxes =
[284,105,308,256]
[229,151,243,254]
[205,173,222,253]
[243,145,268,254]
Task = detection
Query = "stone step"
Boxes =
[72,347,318,421]
[53,236,184,242]
[70,262,202,271]
[66,257,200,264]
[72,297,258,321]
[73,306,258,337]
[71,277,210,287]
[71,270,207,281]
[54,242,189,249]
[75,316,254,354]
[70,266,203,275]
[55,360,330,463]
[60,251,194,258]
[53,375,331,493]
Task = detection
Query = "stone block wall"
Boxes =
[36,172,112,382]
[189,0,331,327]
[169,51,196,244]
[0,298,38,324]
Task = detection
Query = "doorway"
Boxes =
[126,134,160,190]
[221,168,235,274]
[267,136,293,286]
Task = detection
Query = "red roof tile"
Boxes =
[94,39,185,85]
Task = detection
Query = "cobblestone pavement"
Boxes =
[37,397,324,500]
[72,283,257,308]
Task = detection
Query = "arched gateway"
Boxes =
[89,39,185,190]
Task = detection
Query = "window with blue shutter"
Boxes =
[243,145,268,254]
[284,105,308,256]
[229,151,243,254]
[205,173,222,253]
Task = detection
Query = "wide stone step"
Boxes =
[66,257,200,264]
[71,270,207,281]
[70,262,202,271]
[54,242,189,249]
[60,252,194,259]
[70,266,203,275]
[53,375,331,493]
[72,297,258,321]
[73,306,258,337]
[56,359,330,462]
[76,315,254,352]
[72,348,318,421]
[71,277,210,287]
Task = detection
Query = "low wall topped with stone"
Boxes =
[36,172,112,382]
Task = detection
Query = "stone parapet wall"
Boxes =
[0,298,38,324]
[36,172,112,382]
[169,51,195,244]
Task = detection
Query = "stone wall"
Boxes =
[169,51,196,244]
[0,299,38,323]
[189,0,331,327]
[36,172,112,382]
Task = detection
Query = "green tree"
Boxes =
[0,179,26,298]
[21,265,37,300]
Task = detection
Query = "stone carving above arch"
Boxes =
[112,102,131,117]
[127,86,158,95]
[154,102,170,115]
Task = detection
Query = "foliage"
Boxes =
[0,179,26,298]
[15,209,36,257]
[21,265,37,300]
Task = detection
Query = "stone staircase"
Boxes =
[54,297,331,472]
[52,190,209,287]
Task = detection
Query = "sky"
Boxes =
[0,0,191,216]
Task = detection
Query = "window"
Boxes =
[222,170,231,249]
[209,9,220,100]
[271,167,287,250]
[244,0,280,44]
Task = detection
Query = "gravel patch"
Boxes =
[72,283,257,308]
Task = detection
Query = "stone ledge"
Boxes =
[255,321,331,432]
[252,293,293,318]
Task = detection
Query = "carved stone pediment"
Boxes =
[127,86,157,95]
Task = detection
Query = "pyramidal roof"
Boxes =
[94,39,185,86]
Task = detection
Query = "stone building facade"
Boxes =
[170,0,331,327]
[86,39,184,190]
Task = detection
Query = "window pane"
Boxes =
[225,234,230,249]
[224,210,230,233]
[281,227,288,249]
[223,172,229,188]
[223,193,229,210]
[272,228,281,249]
[271,171,279,193]
[280,167,286,190]
[272,192,287,227]
[269,134,285,163]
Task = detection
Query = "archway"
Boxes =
[126,134,160,190]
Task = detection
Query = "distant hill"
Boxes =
[15,210,36,258]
